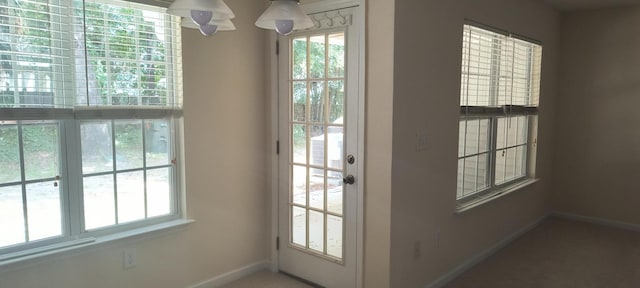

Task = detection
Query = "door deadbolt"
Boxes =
[343,175,355,185]
[346,154,355,164]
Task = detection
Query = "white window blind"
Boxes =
[0,0,73,108]
[0,0,182,112]
[457,23,542,203]
[75,0,182,109]
[461,24,541,109]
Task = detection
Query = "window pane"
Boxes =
[293,124,307,164]
[145,119,170,167]
[292,165,306,205]
[309,35,325,79]
[309,81,325,123]
[515,145,526,178]
[309,168,324,210]
[459,118,490,157]
[309,210,324,253]
[23,123,59,181]
[293,81,307,122]
[115,120,143,170]
[328,80,344,123]
[495,147,525,185]
[0,185,25,247]
[292,37,307,80]
[117,171,145,223]
[292,206,306,246]
[83,174,116,230]
[81,121,113,174]
[458,121,466,158]
[147,168,171,217]
[328,33,345,78]
[462,156,478,197]
[26,181,62,241]
[327,214,342,258]
[0,125,20,183]
[495,150,505,184]
[327,126,343,170]
[497,116,528,150]
[457,159,464,198]
[516,116,529,145]
[462,119,475,156]
[476,153,489,191]
[504,148,517,181]
[327,171,343,215]
[310,125,325,166]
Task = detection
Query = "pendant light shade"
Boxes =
[255,0,314,35]
[181,18,236,31]
[167,0,235,20]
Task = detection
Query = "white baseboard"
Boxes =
[424,213,550,288]
[551,211,640,232]
[188,261,270,288]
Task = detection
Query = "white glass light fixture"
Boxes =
[180,18,236,31]
[167,0,235,36]
[255,0,314,36]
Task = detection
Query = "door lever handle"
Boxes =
[343,175,355,185]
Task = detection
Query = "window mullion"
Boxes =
[63,119,84,236]
[142,119,148,218]
[111,120,119,224]
[17,124,30,242]
[489,116,498,189]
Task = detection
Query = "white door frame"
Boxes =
[268,0,365,287]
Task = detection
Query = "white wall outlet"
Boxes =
[416,132,428,151]
[123,248,137,270]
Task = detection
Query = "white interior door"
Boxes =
[277,4,362,288]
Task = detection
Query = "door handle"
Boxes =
[343,175,355,185]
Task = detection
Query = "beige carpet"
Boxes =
[445,217,640,288]
[221,270,315,288]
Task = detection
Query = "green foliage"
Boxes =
[76,1,168,105]
[14,0,52,59]
[0,126,19,181]
[0,124,58,183]
[293,125,305,147]
[115,121,143,163]
[22,124,58,179]
[292,35,345,124]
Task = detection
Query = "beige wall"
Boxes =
[0,0,268,287]
[390,0,559,286]
[363,0,394,287]
[552,6,640,224]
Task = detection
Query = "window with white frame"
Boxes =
[457,23,542,204]
[0,0,182,259]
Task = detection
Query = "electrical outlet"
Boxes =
[123,248,137,270]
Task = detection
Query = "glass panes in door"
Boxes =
[290,31,346,260]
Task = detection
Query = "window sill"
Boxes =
[455,179,539,214]
[0,219,194,270]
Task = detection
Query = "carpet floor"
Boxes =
[445,217,640,288]
[221,270,315,288]
[221,217,640,288]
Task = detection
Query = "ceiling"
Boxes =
[543,0,640,11]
